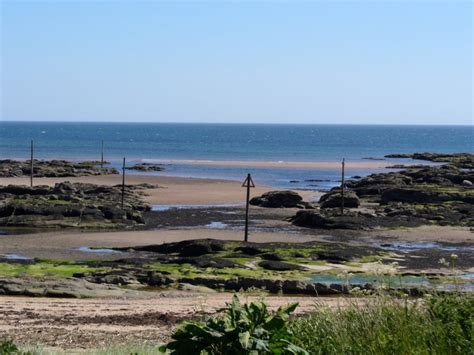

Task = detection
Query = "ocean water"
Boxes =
[0,122,472,189]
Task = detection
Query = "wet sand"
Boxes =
[1,223,472,261]
[0,228,324,260]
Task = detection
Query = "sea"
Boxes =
[0,122,472,190]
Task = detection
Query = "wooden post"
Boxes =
[100,140,104,169]
[30,140,34,187]
[241,173,255,242]
[244,174,251,242]
[121,157,126,209]
[341,158,345,215]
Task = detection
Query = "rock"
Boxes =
[0,185,51,196]
[259,260,305,271]
[100,206,127,220]
[178,276,361,295]
[169,257,240,269]
[319,190,360,209]
[462,180,473,186]
[385,152,474,169]
[0,159,119,178]
[311,252,349,264]
[176,283,216,293]
[234,246,265,255]
[0,277,139,298]
[126,163,164,172]
[0,182,149,229]
[260,253,284,261]
[249,190,305,208]
[132,239,225,256]
[381,188,474,204]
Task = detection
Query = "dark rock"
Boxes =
[126,163,164,172]
[319,190,360,209]
[259,260,305,271]
[169,257,240,269]
[311,252,349,264]
[260,253,284,261]
[234,246,265,255]
[0,159,119,178]
[131,239,225,257]
[100,206,127,220]
[0,182,149,229]
[249,190,304,208]
[385,152,474,169]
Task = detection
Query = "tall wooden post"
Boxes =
[30,140,34,187]
[242,173,255,242]
[100,140,104,169]
[341,158,345,215]
[244,174,251,242]
[121,157,126,209]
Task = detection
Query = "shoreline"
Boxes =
[1,157,391,169]
[140,158,391,169]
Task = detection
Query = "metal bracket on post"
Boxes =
[242,173,255,242]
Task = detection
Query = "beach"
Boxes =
[0,174,280,205]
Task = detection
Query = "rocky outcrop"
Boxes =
[384,152,474,169]
[291,156,474,230]
[380,187,474,204]
[0,182,150,229]
[126,163,164,172]
[0,277,139,298]
[129,239,225,256]
[249,191,313,209]
[0,159,118,178]
[259,260,305,271]
[319,189,360,209]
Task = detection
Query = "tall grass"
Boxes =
[290,294,474,355]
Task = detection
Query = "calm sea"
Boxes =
[0,122,472,190]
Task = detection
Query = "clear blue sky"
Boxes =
[1,0,472,125]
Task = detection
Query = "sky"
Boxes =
[0,0,472,125]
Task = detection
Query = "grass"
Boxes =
[290,293,474,355]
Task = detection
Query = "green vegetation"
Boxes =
[149,262,312,281]
[160,295,307,354]
[290,293,474,355]
[0,340,19,355]
[0,262,105,279]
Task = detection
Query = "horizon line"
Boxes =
[0,120,472,127]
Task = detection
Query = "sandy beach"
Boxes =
[0,174,318,205]
[0,294,364,349]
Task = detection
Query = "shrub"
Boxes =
[160,295,308,354]
[0,340,19,355]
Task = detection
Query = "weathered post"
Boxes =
[241,173,255,242]
[30,140,34,187]
[341,158,345,215]
[100,140,104,169]
[121,157,126,209]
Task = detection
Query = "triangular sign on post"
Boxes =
[242,175,255,188]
